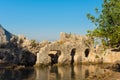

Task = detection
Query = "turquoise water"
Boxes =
[0,65,106,80]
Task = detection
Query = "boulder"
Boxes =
[0,48,36,66]
[18,50,36,66]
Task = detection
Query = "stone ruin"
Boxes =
[36,32,96,66]
[0,24,120,66]
[36,32,120,66]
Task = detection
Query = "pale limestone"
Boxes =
[36,32,93,65]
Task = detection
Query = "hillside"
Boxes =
[0,24,13,44]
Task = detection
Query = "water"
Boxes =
[0,65,107,80]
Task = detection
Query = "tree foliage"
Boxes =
[87,0,120,48]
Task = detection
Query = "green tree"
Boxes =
[87,0,120,48]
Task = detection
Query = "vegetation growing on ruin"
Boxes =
[30,39,37,47]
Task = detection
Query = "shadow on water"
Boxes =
[0,65,108,80]
[85,69,89,78]
[0,67,35,80]
[71,65,75,80]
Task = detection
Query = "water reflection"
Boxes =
[35,65,106,80]
[71,65,75,79]
[0,67,35,80]
[0,65,107,80]
[85,69,89,78]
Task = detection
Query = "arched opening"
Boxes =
[70,48,76,65]
[48,50,61,65]
[84,49,90,57]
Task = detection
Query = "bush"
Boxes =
[30,40,37,47]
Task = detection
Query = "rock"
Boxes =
[103,49,120,63]
[17,36,51,55]
[0,24,13,44]
[17,35,26,44]
[36,45,51,66]
[18,50,36,66]
[0,49,13,63]
[107,60,120,72]
[0,48,36,66]
[0,25,37,66]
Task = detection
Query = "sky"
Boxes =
[0,0,103,41]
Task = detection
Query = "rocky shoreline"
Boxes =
[0,24,120,71]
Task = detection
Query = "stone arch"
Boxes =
[48,50,61,65]
[84,48,90,57]
[70,48,76,65]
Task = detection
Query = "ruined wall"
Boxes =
[35,32,95,66]
[103,49,120,63]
